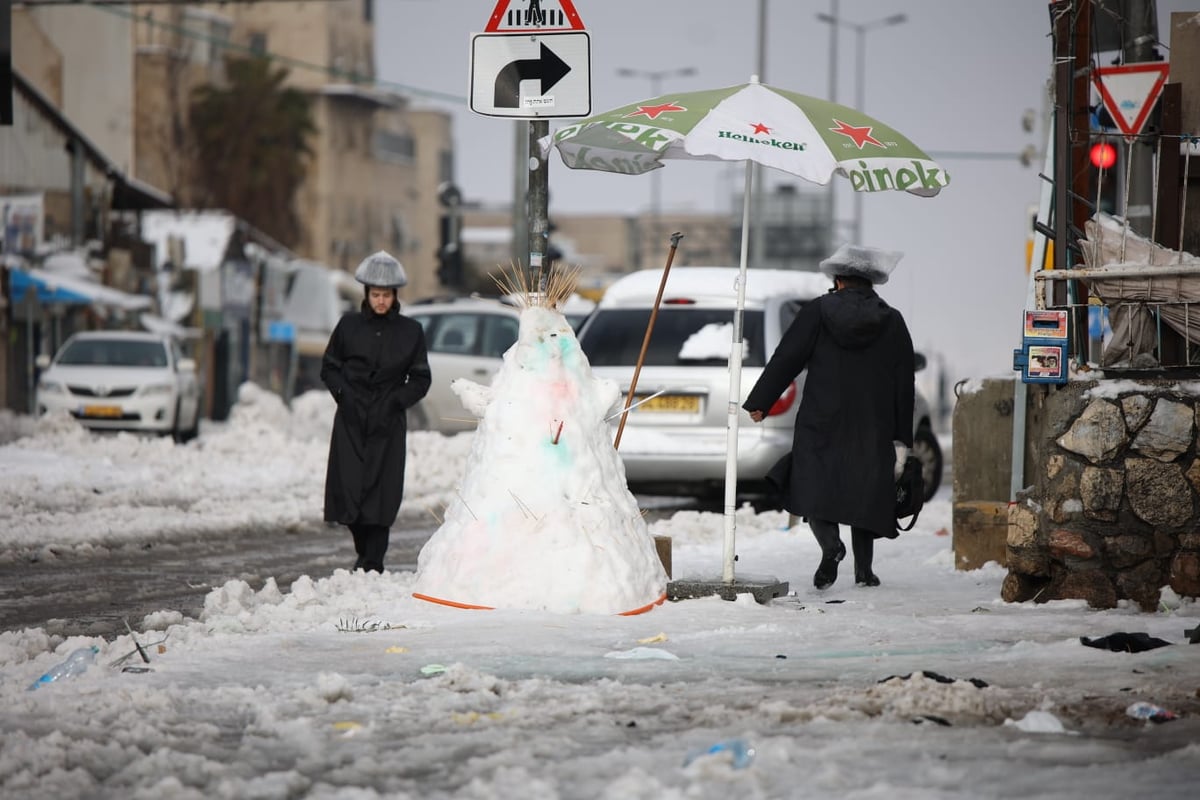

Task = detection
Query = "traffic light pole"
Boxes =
[527,119,550,292]
[510,121,529,270]
[1051,0,1093,362]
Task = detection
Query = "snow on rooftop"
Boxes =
[140,211,235,272]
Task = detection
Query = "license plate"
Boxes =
[82,405,122,418]
[634,394,699,413]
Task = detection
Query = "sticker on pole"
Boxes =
[1093,62,1170,140]
[485,0,586,32]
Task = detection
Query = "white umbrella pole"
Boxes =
[722,160,754,583]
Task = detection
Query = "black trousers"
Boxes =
[808,517,874,572]
[348,523,390,573]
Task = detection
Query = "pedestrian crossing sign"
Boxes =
[485,0,586,33]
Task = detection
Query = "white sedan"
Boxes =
[36,331,201,441]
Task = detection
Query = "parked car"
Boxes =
[576,267,944,502]
[406,298,521,433]
[35,331,201,441]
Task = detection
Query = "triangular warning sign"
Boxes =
[485,0,586,32]
[1093,62,1169,140]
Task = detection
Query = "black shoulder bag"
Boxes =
[895,454,925,532]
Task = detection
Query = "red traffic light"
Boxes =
[1090,141,1117,170]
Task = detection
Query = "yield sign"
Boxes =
[1093,62,1170,139]
[485,0,585,32]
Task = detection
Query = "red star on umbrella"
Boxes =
[828,119,885,149]
[625,102,687,120]
[750,122,772,135]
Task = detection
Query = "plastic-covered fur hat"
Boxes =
[818,244,903,285]
[354,250,408,288]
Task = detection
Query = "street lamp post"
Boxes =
[816,11,907,245]
[617,66,696,266]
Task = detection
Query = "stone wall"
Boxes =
[1004,379,1200,610]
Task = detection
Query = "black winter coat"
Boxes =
[321,303,431,526]
[744,287,914,535]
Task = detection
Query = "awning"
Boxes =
[13,71,175,211]
[8,268,153,311]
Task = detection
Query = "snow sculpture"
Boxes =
[413,268,668,614]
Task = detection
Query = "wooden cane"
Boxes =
[614,232,684,450]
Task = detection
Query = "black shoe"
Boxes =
[855,570,881,587]
[813,541,846,589]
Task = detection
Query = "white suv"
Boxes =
[576,267,943,501]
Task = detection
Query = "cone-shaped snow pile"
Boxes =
[413,285,667,614]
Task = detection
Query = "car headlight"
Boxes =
[140,382,176,397]
[37,380,65,394]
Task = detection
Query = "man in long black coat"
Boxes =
[321,251,431,572]
[744,244,914,590]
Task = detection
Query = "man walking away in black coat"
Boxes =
[321,251,432,572]
[744,244,915,590]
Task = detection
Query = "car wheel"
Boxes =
[179,406,200,443]
[912,423,943,502]
[170,400,190,443]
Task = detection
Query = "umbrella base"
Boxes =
[667,577,789,604]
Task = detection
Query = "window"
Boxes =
[59,339,168,368]
[428,314,480,355]
[480,314,519,357]
[183,10,232,71]
[373,130,414,163]
[364,0,374,22]
[580,309,765,367]
[248,32,268,56]
[779,300,806,330]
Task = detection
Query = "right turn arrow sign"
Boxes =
[493,42,570,108]
[470,32,591,119]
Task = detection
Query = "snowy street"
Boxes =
[1,386,1198,798]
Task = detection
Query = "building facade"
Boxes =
[131,1,450,300]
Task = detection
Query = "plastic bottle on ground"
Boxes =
[1125,701,1178,722]
[27,646,99,691]
[682,738,756,769]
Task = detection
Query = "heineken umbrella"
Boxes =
[544,77,948,587]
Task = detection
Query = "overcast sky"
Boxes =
[377,1,1193,385]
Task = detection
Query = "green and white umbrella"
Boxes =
[545,77,947,586]
[548,77,949,195]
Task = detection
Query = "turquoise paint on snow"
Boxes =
[544,435,573,470]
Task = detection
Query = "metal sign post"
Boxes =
[470,1,590,286]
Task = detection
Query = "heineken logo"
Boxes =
[717,124,806,152]
[559,145,658,175]
[846,159,950,193]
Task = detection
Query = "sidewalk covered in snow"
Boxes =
[0,386,1197,797]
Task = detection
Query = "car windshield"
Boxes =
[580,308,764,367]
[57,339,169,368]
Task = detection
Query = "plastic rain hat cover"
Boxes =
[818,243,903,285]
[354,251,408,288]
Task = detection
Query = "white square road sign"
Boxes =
[470,32,591,118]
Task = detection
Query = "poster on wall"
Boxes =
[1027,345,1065,380]
[1,193,44,256]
